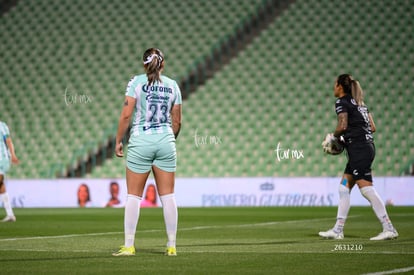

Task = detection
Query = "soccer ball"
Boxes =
[322,133,344,155]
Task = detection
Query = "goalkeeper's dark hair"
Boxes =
[337,74,365,106]
[142,48,164,86]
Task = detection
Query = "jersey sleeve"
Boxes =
[1,123,10,139]
[125,76,138,98]
[173,81,182,105]
[335,98,347,115]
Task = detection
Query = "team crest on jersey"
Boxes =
[358,106,368,113]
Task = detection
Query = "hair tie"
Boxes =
[143,53,163,65]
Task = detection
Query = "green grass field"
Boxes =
[0,207,413,274]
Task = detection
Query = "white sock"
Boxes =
[160,193,178,248]
[333,185,350,233]
[124,194,142,247]
[0,193,14,217]
[360,186,395,232]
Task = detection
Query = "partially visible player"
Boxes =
[112,48,182,256]
[319,74,398,240]
[0,121,19,222]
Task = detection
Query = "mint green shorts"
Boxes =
[126,133,176,173]
[0,160,10,175]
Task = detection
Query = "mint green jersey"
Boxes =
[125,74,182,136]
[0,121,11,161]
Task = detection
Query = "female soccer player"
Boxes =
[113,48,182,256]
[0,121,19,222]
[319,74,398,240]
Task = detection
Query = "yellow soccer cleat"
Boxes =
[112,245,136,256]
[165,247,177,256]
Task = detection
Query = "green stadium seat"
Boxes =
[1,0,412,178]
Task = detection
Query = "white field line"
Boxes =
[0,217,338,242]
[180,216,340,231]
[185,250,414,255]
[391,213,414,217]
[360,266,414,275]
[0,231,123,242]
[1,214,412,255]
[0,249,413,255]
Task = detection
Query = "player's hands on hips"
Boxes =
[115,142,124,157]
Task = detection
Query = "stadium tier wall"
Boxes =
[1,0,412,179]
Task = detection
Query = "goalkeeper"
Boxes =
[319,74,398,241]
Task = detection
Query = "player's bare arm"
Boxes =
[115,96,136,157]
[368,113,376,133]
[5,137,19,164]
[334,112,348,138]
[171,104,182,139]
